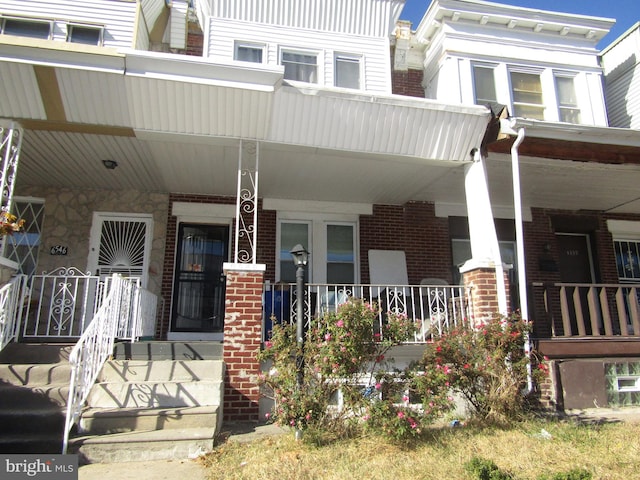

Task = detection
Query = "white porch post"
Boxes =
[234,140,259,264]
[461,148,508,317]
[0,121,23,215]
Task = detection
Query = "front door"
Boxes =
[556,233,596,334]
[170,224,229,337]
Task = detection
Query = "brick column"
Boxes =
[461,261,511,324]
[222,263,265,422]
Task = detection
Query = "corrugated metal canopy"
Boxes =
[3,43,640,213]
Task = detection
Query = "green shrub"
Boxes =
[420,313,545,423]
[537,469,592,480]
[464,457,514,480]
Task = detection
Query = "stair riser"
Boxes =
[0,344,74,364]
[86,382,223,408]
[113,342,223,361]
[0,439,63,454]
[79,410,219,435]
[0,412,65,434]
[0,364,71,386]
[73,438,215,463]
[98,360,224,383]
[0,385,70,407]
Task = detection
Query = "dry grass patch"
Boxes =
[200,420,640,480]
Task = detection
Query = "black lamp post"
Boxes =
[290,244,309,440]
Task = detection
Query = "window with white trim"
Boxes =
[510,70,544,120]
[2,197,45,276]
[335,54,361,89]
[614,240,640,283]
[277,218,357,284]
[555,74,581,124]
[1,17,51,39]
[472,64,497,106]
[67,24,102,46]
[281,50,318,83]
[234,41,264,63]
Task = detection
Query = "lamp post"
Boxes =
[290,244,309,374]
[290,243,309,440]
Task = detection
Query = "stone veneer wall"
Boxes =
[16,186,169,298]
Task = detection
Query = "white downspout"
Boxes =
[500,119,532,392]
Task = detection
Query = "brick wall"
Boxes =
[391,69,425,98]
[462,267,510,322]
[222,267,264,421]
[186,22,204,57]
[360,202,453,284]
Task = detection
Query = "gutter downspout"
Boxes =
[500,119,533,392]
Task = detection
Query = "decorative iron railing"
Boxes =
[62,274,156,453]
[0,274,27,352]
[532,282,640,337]
[263,282,471,343]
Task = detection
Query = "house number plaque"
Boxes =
[50,245,68,255]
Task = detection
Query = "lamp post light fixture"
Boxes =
[289,243,309,441]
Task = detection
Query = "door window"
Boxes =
[171,224,229,332]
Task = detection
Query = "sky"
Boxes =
[400,0,640,49]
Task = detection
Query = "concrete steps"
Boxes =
[0,343,73,453]
[70,346,225,463]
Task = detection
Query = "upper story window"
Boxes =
[1,17,51,39]
[510,70,544,120]
[67,24,102,46]
[281,50,318,83]
[335,54,361,90]
[555,75,581,124]
[472,65,497,106]
[235,42,264,63]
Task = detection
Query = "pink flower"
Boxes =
[402,395,410,404]
[265,412,271,420]
[374,382,382,390]
[325,333,332,341]
[336,319,344,327]
[290,419,295,426]
[363,414,370,421]
[264,341,273,349]
[397,411,405,419]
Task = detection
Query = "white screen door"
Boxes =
[87,213,153,288]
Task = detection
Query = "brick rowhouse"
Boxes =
[222,264,265,421]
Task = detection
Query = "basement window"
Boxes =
[606,362,640,406]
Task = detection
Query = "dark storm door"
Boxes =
[171,224,229,333]
[556,233,596,335]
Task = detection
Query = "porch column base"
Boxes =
[460,259,511,323]
[222,263,266,422]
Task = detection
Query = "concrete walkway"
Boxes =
[78,423,287,480]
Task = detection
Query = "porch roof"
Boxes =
[0,40,491,205]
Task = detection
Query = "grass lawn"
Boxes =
[200,419,640,480]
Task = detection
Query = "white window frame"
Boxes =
[508,67,545,120]
[280,47,320,84]
[554,72,581,124]
[471,62,498,106]
[234,41,265,63]
[276,212,359,284]
[334,53,362,90]
[1,16,52,39]
[66,23,103,46]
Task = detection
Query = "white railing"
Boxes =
[0,274,27,352]
[264,282,472,343]
[62,274,156,454]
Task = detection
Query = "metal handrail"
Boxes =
[61,274,146,454]
[0,274,27,352]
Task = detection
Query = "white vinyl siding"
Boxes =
[0,0,138,48]
[603,27,640,129]
[207,0,404,37]
[207,18,391,94]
